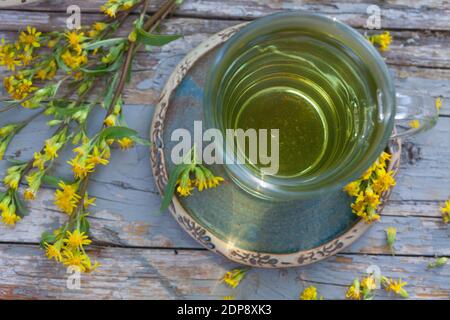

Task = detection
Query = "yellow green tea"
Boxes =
[223,35,378,177]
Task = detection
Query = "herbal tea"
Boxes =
[222,34,379,177]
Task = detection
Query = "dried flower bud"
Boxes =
[428,257,448,269]
[385,227,396,254]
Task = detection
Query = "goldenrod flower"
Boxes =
[382,277,409,298]
[62,248,91,272]
[122,0,135,10]
[61,50,87,70]
[83,194,96,209]
[409,120,420,129]
[222,268,248,289]
[360,275,377,300]
[103,114,116,127]
[18,52,33,66]
[54,181,81,215]
[428,257,448,269]
[344,180,361,197]
[435,97,443,111]
[372,170,396,194]
[44,242,62,262]
[86,146,109,166]
[63,229,92,248]
[0,51,22,71]
[364,189,381,208]
[32,152,47,170]
[378,32,392,51]
[68,158,95,179]
[101,4,119,18]
[19,26,41,51]
[4,167,21,190]
[23,189,36,200]
[65,31,85,55]
[1,210,21,226]
[346,279,361,300]
[300,286,323,300]
[378,151,391,166]
[440,200,450,224]
[368,31,392,51]
[361,275,377,291]
[44,139,60,160]
[176,178,194,197]
[117,137,134,150]
[62,248,100,273]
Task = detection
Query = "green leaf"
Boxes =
[13,191,29,217]
[52,105,88,117]
[80,54,124,75]
[131,135,152,146]
[136,29,182,47]
[103,73,120,109]
[42,175,70,188]
[4,157,27,165]
[79,216,90,234]
[83,37,127,50]
[160,164,187,212]
[100,126,139,140]
[40,231,57,248]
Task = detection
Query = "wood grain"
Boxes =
[0,243,448,299]
[5,0,450,30]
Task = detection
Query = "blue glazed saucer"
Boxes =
[150,24,401,268]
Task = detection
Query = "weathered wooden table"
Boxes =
[0,0,449,300]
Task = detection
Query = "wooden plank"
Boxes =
[6,0,450,30]
[0,243,448,299]
[0,194,447,256]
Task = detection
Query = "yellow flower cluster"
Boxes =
[44,228,99,273]
[0,26,47,103]
[346,275,377,300]
[0,193,21,226]
[222,268,248,289]
[300,286,324,300]
[177,165,224,197]
[24,170,45,200]
[32,129,67,171]
[3,74,37,101]
[67,142,110,180]
[441,200,450,224]
[346,273,409,299]
[100,0,140,18]
[381,277,409,298]
[3,164,25,190]
[56,29,89,74]
[0,123,19,160]
[344,151,396,224]
[54,181,82,215]
[367,31,392,51]
[88,22,108,38]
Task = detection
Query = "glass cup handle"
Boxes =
[391,92,439,139]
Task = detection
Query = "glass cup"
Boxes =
[203,11,438,201]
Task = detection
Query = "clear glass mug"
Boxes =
[203,11,438,201]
